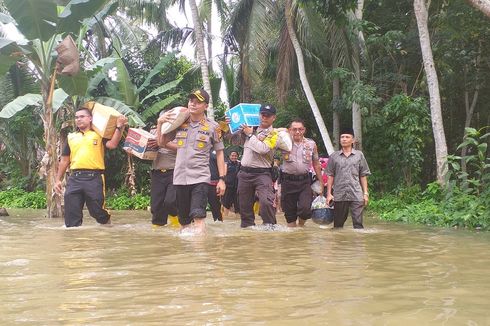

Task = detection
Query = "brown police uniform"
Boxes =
[150,142,177,226]
[231,126,279,227]
[167,117,224,226]
[280,138,318,224]
[62,130,110,227]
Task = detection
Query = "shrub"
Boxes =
[0,188,46,209]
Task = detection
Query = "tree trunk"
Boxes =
[461,60,480,185]
[207,18,213,74]
[239,45,252,102]
[42,73,63,218]
[189,0,214,118]
[285,0,334,155]
[414,0,449,186]
[332,59,340,150]
[465,0,490,18]
[125,153,137,196]
[351,0,364,150]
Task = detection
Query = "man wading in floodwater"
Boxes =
[55,107,128,227]
[326,127,371,229]
[226,104,279,228]
[280,118,323,227]
[158,89,226,234]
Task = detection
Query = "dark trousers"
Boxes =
[222,186,239,213]
[333,201,365,229]
[237,171,276,227]
[208,183,223,221]
[150,170,178,225]
[64,172,110,227]
[281,178,313,223]
[175,183,208,226]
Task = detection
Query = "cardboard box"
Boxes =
[83,101,122,139]
[123,128,158,160]
[225,103,261,133]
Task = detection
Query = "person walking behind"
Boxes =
[226,104,278,228]
[222,150,240,218]
[326,127,371,229]
[55,107,128,227]
[208,150,224,222]
[158,89,226,234]
[280,118,323,227]
[149,112,179,227]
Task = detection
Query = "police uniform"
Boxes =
[168,117,224,226]
[280,138,318,224]
[150,143,177,226]
[62,130,110,227]
[233,126,279,227]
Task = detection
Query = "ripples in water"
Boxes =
[0,209,489,325]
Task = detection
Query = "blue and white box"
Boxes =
[225,103,261,133]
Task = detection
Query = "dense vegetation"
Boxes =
[0,0,488,229]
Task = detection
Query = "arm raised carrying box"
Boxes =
[225,103,261,133]
[123,128,158,160]
[83,101,122,139]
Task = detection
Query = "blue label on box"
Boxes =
[225,103,261,133]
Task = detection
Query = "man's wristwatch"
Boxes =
[219,176,226,181]
[247,133,253,139]
[116,126,123,131]
[363,192,369,197]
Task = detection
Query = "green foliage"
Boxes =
[447,126,490,195]
[370,182,489,230]
[372,127,489,230]
[0,110,44,191]
[365,94,430,191]
[0,188,46,208]
[105,188,150,210]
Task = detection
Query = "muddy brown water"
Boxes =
[1,209,489,325]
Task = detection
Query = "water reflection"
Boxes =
[1,209,490,325]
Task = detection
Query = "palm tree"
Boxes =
[187,0,214,117]
[0,0,113,218]
[224,0,274,103]
[284,0,334,153]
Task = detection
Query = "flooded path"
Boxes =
[1,209,489,325]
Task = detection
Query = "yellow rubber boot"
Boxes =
[253,201,260,215]
[168,215,180,227]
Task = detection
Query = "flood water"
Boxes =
[1,209,489,325]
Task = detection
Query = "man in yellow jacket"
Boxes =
[55,107,128,227]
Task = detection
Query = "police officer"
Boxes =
[54,107,128,227]
[150,112,178,226]
[281,118,323,227]
[158,89,226,234]
[227,104,278,228]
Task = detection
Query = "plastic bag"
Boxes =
[311,180,322,194]
[311,195,327,210]
[311,195,334,225]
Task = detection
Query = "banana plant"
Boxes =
[86,52,185,194]
[0,0,113,218]
[87,53,184,125]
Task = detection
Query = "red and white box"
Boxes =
[123,128,158,160]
